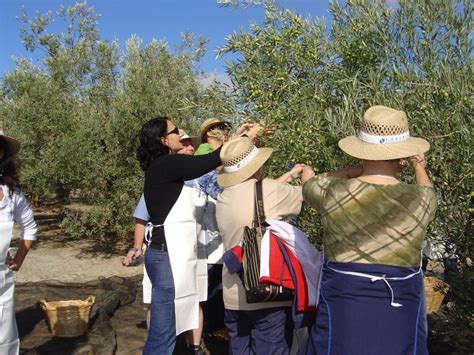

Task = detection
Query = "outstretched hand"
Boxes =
[289,163,306,177]
[301,165,315,183]
[410,153,427,169]
[410,153,433,187]
[235,123,254,136]
[235,123,276,140]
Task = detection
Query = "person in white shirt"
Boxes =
[0,131,37,355]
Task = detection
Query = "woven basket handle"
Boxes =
[85,296,96,305]
[39,299,53,310]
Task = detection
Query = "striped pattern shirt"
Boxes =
[303,175,437,268]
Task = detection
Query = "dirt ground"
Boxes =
[11,205,143,284]
[12,205,146,353]
[12,205,229,354]
[13,239,143,284]
[14,237,228,354]
[11,205,453,354]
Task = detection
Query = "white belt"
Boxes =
[145,222,164,246]
[326,265,422,308]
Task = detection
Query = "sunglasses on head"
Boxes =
[212,123,229,131]
[164,126,179,136]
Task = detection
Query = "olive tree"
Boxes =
[0,2,234,246]
[219,0,472,351]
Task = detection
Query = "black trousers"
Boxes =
[203,264,225,332]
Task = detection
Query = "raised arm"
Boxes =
[410,154,433,187]
[276,163,307,183]
[160,146,222,182]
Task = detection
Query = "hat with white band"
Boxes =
[217,137,272,188]
[338,105,430,160]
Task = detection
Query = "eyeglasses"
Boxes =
[212,123,229,131]
[164,126,179,136]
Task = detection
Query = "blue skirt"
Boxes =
[301,261,428,355]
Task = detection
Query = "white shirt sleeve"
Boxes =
[133,193,150,221]
[13,190,38,241]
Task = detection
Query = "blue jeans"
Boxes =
[225,307,293,355]
[143,248,176,355]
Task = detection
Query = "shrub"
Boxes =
[0,2,235,245]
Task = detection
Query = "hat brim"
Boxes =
[0,136,21,155]
[200,121,230,141]
[338,136,430,161]
[189,136,201,149]
[217,148,273,188]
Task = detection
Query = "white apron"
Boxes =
[201,196,224,264]
[190,182,208,302]
[0,221,19,355]
[163,185,203,335]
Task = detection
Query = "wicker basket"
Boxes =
[424,276,449,314]
[40,296,95,337]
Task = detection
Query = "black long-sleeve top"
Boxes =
[144,147,222,246]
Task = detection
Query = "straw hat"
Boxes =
[191,118,230,147]
[217,137,273,188]
[0,130,20,155]
[338,105,430,160]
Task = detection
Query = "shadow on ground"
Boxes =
[16,276,229,355]
[17,276,136,354]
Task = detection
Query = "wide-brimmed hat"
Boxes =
[0,130,20,155]
[191,118,230,147]
[338,105,430,160]
[217,137,273,188]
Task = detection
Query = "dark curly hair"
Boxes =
[0,138,19,195]
[136,117,171,171]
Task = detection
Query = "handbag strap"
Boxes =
[253,180,266,228]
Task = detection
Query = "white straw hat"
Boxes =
[217,137,272,188]
[338,105,430,160]
[0,130,20,155]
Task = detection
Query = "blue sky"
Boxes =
[0,0,330,78]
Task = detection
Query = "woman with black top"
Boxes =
[136,117,222,355]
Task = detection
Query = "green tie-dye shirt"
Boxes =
[303,175,437,268]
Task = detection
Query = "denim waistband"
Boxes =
[148,242,167,252]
